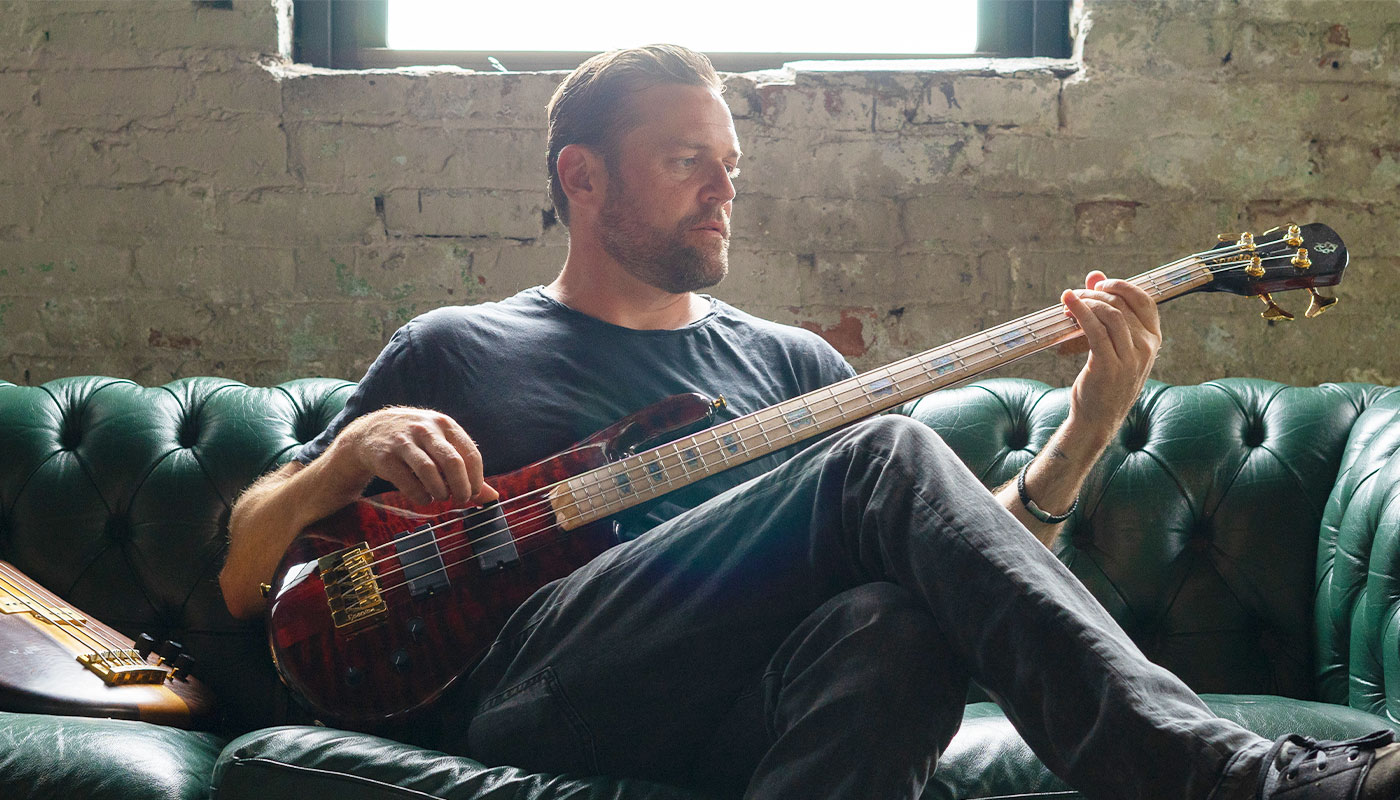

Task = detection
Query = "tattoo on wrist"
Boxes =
[1050,446,1069,461]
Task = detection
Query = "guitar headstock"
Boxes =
[1199,222,1347,320]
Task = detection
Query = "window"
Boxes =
[294,0,1070,71]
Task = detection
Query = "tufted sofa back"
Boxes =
[903,378,1400,708]
[3,376,1400,733]
[0,376,354,732]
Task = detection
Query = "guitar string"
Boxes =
[0,565,143,669]
[325,246,1306,599]
[0,565,146,664]
[326,246,1311,600]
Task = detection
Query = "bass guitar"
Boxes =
[0,560,215,729]
[267,223,1348,729]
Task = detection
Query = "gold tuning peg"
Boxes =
[1306,288,1338,318]
[1245,255,1264,277]
[1258,292,1295,321]
[1285,224,1304,247]
[1291,248,1312,270]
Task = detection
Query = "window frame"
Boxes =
[294,0,1071,71]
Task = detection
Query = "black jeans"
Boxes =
[450,416,1269,799]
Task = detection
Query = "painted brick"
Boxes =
[902,74,1060,129]
[27,3,277,66]
[0,185,40,241]
[36,68,192,122]
[293,241,489,314]
[190,67,283,116]
[282,67,555,127]
[477,242,568,293]
[38,122,292,187]
[0,72,38,121]
[737,196,901,251]
[0,242,133,294]
[38,186,218,245]
[712,249,807,308]
[217,190,380,244]
[404,72,557,127]
[739,132,973,199]
[133,244,296,303]
[902,195,1077,252]
[287,122,544,191]
[383,189,545,239]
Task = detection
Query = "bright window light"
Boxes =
[386,0,978,56]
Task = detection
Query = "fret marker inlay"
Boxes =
[864,377,895,398]
[784,408,815,429]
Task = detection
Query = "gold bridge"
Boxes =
[319,543,388,628]
[76,649,169,686]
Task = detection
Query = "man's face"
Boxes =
[595,83,741,294]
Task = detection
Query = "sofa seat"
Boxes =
[0,710,225,800]
[211,725,711,800]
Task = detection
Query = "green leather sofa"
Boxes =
[2,375,1399,800]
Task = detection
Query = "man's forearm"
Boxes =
[219,455,368,618]
[996,411,1118,548]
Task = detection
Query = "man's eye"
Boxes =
[727,166,742,180]
[678,157,698,168]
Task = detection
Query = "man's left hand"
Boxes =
[1060,271,1162,453]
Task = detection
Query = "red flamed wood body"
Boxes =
[266,393,717,729]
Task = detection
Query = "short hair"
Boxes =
[545,44,722,226]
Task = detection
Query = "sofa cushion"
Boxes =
[0,710,225,800]
[926,695,1400,800]
[211,725,713,800]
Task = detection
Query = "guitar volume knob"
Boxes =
[391,649,412,673]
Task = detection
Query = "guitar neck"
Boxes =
[549,257,1215,530]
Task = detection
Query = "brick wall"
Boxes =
[1,0,1396,387]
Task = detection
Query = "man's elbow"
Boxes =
[219,564,263,619]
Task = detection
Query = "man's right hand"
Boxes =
[219,406,496,619]
[328,407,499,507]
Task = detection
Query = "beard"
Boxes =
[597,182,729,295]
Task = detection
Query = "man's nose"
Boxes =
[702,163,737,205]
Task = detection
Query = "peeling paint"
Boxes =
[795,309,871,358]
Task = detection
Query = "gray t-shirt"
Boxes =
[298,287,855,537]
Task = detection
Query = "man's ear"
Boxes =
[557,144,608,216]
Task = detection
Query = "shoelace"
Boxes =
[1278,731,1395,780]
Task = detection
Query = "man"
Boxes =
[220,45,1400,800]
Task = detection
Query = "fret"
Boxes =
[754,413,777,448]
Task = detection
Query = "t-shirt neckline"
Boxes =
[523,286,721,336]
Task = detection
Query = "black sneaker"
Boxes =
[1257,730,1400,799]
